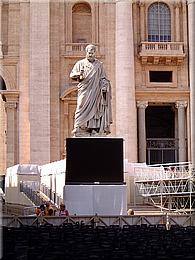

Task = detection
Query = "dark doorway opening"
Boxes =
[146,106,177,165]
[0,76,7,101]
[0,76,6,90]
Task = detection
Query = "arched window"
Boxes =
[0,76,6,90]
[72,2,92,43]
[148,2,171,42]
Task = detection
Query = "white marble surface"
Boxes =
[64,184,127,216]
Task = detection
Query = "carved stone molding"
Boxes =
[138,0,145,7]
[0,90,19,103]
[187,0,195,5]
[0,41,3,59]
[136,101,148,109]
[174,1,182,8]
[175,100,188,109]
[4,101,17,110]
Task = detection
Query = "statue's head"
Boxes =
[85,44,96,62]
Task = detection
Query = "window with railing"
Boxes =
[148,2,171,42]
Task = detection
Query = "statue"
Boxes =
[70,44,112,137]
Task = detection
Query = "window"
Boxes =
[149,71,172,82]
[0,76,6,90]
[148,2,171,42]
[72,2,92,43]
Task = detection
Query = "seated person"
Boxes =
[44,201,54,216]
[35,203,46,216]
[58,203,69,216]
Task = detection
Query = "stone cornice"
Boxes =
[60,86,77,100]
[116,0,133,3]
[0,90,19,102]
[136,89,190,102]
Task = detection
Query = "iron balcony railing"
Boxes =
[146,138,179,150]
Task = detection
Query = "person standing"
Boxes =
[58,203,69,216]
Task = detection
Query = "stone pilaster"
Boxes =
[0,97,6,174]
[0,0,3,58]
[137,101,148,163]
[115,0,137,162]
[175,101,188,162]
[187,0,195,168]
[174,2,181,42]
[8,1,19,56]
[29,0,50,164]
[139,1,145,42]
[3,91,19,168]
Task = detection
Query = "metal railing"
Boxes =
[40,183,63,207]
[2,213,195,228]
[146,138,179,165]
[19,181,44,206]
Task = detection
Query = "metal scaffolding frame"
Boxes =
[134,162,195,214]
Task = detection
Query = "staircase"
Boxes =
[19,181,60,212]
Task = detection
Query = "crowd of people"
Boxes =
[35,201,69,217]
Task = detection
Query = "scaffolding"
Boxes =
[134,162,195,214]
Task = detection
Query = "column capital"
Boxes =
[137,101,148,109]
[175,100,188,108]
[174,1,182,8]
[4,101,17,109]
[138,0,145,7]
[187,0,195,4]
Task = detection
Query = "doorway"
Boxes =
[146,105,178,165]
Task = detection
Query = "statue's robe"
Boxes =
[70,58,112,134]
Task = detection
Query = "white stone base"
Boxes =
[64,184,127,216]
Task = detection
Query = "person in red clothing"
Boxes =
[58,203,69,216]
[45,201,54,216]
[35,203,46,216]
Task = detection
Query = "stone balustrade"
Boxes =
[139,42,185,64]
[140,42,184,54]
[62,43,101,57]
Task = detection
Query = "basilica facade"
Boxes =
[0,0,195,175]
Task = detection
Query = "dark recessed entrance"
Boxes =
[146,106,177,165]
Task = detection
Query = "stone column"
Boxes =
[0,97,6,174]
[176,101,187,162]
[0,0,3,58]
[3,91,19,167]
[29,0,50,164]
[116,0,137,162]
[139,1,145,42]
[188,0,195,169]
[19,0,30,164]
[137,101,148,163]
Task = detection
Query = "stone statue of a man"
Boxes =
[70,44,112,137]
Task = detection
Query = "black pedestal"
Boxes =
[65,137,124,184]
